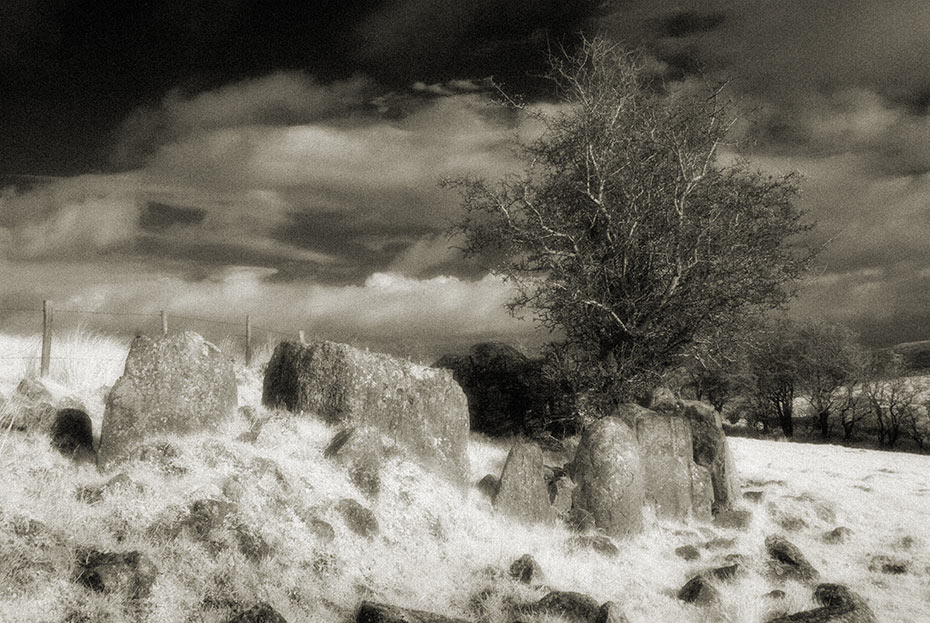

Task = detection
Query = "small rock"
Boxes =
[476,474,500,499]
[821,527,853,545]
[349,462,381,499]
[301,515,336,543]
[235,526,272,561]
[73,549,158,599]
[509,554,544,584]
[522,591,600,623]
[713,508,752,530]
[766,535,820,583]
[337,498,379,538]
[779,516,809,532]
[710,563,741,581]
[11,516,48,538]
[76,472,143,504]
[677,575,719,606]
[568,534,620,558]
[702,537,736,550]
[765,590,786,600]
[324,427,355,459]
[182,499,237,540]
[867,554,907,575]
[743,490,764,503]
[767,583,876,623]
[595,601,630,623]
[356,601,469,623]
[675,545,701,561]
[225,602,288,623]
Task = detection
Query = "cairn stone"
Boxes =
[73,549,158,600]
[509,554,544,584]
[571,417,645,538]
[766,535,820,583]
[98,332,237,468]
[677,575,719,606]
[476,474,500,499]
[614,403,713,520]
[356,601,469,623]
[494,441,553,524]
[767,583,876,622]
[520,591,600,623]
[262,340,469,484]
[595,601,630,623]
[337,498,379,538]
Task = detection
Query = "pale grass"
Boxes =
[1,329,929,622]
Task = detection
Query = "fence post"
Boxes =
[245,315,252,366]
[41,300,52,378]
[161,311,168,336]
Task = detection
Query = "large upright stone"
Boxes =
[654,399,739,511]
[262,341,469,483]
[98,332,237,468]
[494,441,553,524]
[571,417,645,538]
[614,404,712,520]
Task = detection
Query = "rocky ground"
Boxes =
[0,332,927,622]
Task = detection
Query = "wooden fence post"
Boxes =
[41,300,52,378]
[161,311,168,336]
[245,315,252,366]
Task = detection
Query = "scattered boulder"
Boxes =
[494,441,553,524]
[713,508,753,530]
[336,498,379,538]
[675,545,701,561]
[766,590,787,600]
[509,554,544,584]
[300,514,336,543]
[98,332,238,468]
[520,591,600,623]
[571,417,645,538]
[767,583,876,622]
[677,575,719,606]
[710,563,741,581]
[476,474,500,499]
[568,534,620,558]
[744,490,765,503]
[7,376,84,431]
[867,554,907,575]
[614,404,713,521]
[654,399,739,511]
[595,601,630,623]
[224,603,288,623]
[51,408,96,463]
[73,549,157,599]
[262,340,469,484]
[356,601,469,623]
[766,535,820,583]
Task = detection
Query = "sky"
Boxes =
[2,1,930,354]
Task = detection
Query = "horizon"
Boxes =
[3,2,930,349]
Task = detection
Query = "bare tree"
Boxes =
[447,37,814,409]
[863,352,923,448]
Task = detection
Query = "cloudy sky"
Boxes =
[2,1,930,354]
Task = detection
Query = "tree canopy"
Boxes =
[447,38,815,409]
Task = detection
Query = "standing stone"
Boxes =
[262,341,469,484]
[614,404,712,521]
[655,399,739,511]
[571,417,645,538]
[494,442,553,524]
[98,332,237,468]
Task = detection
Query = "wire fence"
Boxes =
[0,302,299,373]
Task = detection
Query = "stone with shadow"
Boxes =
[51,408,96,464]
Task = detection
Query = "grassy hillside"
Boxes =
[0,333,928,622]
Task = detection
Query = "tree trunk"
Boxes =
[818,410,830,438]
[778,402,794,437]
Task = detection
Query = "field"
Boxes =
[0,332,928,622]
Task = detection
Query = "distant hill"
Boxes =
[890,340,930,372]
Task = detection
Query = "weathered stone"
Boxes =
[51,408,96,464]
[571,417,645,538]
[476,474,500,499]
[675,545,701,561]
[595,601,630,623]
[766,535,820,583]
[509,554,543,584]
[867,554,907,575]
[262,340,469,483]
[677,575,719,606]
[225,603,288,623]
[337,498,379,538]
[713,508,753,530]
[744,490,764,503]
[521,591,600,623]
[766,590,787,600]
[614,404,711,521]
[434,342,558,437]
[9,377,85,432]
[494,441,553,524]
[766,583,876,623]
[73,549,157,599]
[710,563,741,581]
[655,399,739,511]
[99,332,238,467]
[356,601,469,623]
